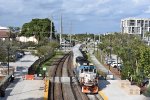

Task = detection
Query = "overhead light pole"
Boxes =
[94,34,95,54]
[7,31,10,75]
[50,16,53,40]
[60,14,62,46]
[109,35,112,73]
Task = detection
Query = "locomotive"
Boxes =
[72,44,98,93]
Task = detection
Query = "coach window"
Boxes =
[81,69,83,73]
[94,69,96,73]
[89,68,93,72]
[84,69,88,72]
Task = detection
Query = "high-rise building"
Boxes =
[121,18,150,38]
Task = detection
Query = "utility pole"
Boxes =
[7,32,10,75]
[109,35,112,72]
[70,21,72,48]
[60,14,62,46]
[50,16,53,40]
[99,34,100,42]
[7,46,10,75]
[94,34,95,53]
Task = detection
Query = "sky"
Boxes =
[0,0,150,34]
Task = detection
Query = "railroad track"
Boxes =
[87,94,103,100]
[49,54,68,100]
[48,52,102,100]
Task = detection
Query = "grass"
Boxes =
[35,51,65,76]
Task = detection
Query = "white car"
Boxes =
[111,62,122,68]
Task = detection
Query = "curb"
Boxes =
[44,80,49,100]
[98,91,108,100]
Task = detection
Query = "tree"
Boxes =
[21,18,56,41]
[8,26,20,33]
[33,41,59,58]
[47,41,59,49]
[145,31,150,41]
[97,32,150,84]
[0,47,7,62]
[144,85,150,97]
[138,47,150,78]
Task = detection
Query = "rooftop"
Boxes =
[121,18,150,21]
[0,26,8,30]
[0,30,10,38]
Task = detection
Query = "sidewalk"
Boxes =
[89,49,120,80]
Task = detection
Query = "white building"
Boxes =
[121,18,150,38]
[16,36,38,44]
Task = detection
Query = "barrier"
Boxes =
[44,79,49,100]
[24,75,34,80]
[0,71,14,97]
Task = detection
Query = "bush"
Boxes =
[144,86,150,97]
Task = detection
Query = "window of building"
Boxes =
[145,20,148,27]
[128,27,131,33]
[141,20,144,26]
[129,20,135,26]
[132,27,135,33]
[137,27,140,33]
[137,20,141,27]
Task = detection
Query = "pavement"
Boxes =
[9,52,39,73]
[0,78,44,100]
[0,52,44,100]
[98,80,150,100]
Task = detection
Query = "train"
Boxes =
[72,44,98,93]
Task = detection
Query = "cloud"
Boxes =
[0,0,150,33]
[132,0,150,6]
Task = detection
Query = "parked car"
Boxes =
[15,51,24,59]
[111,62,122,68]
[0,62,8,66]
[117,64,123,71]
[106,59,116,65]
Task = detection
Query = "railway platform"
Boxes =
[0,78,44,100]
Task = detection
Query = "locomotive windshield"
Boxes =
[89,68,93,72]
[84,69,88,72]
[79,65,97,73]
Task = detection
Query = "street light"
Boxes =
[107,46,112,71]
[110,35,112,71]
[7,46,10,75]
[7,31,11,75]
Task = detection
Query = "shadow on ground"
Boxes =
[98,76,110,90]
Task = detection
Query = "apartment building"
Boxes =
[121,18,150,38]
